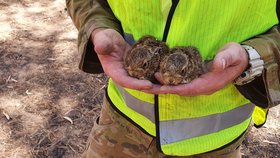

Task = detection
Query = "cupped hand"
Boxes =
[91,29,153,90]
[144,42,249,95]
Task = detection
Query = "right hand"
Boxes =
[91,29,153,90]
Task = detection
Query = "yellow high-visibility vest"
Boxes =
[253,106,269,127]
[107,0,278,156]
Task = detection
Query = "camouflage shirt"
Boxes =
[66,0,280,108]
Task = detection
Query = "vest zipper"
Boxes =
[155,0,179,153]
[162,0,180,42]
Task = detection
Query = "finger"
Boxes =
[159,72,226,96]
[107,67,153,90]
[154,72,165,84]
[114,76,153,90]
[150,84,189,95]
[187,66,241,94]
[141,84,164,94]
[181,76,218,95]
[156,57,245,96]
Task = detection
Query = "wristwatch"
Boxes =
[233,45,264,85]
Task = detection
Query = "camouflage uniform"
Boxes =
[82,97,245,158]
[66,0,280,157]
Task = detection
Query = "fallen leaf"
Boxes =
[263,140,278,145]
[63,116,73,124]
[2,111,10,120]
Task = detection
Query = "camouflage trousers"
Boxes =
[82,97,245,158]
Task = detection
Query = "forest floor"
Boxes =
[0,1,279,157]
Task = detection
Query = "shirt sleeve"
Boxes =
[66,0,122,73]
[237,25,280,108]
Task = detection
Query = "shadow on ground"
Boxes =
[0,1,279,158]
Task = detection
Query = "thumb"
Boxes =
[91,30,114,55]
[211,51,232,72]
[212,43,249,73]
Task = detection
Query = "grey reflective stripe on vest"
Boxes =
[116,85,155,122]
[159,103,254,145]
[124,33,136,45]
[116,84,254,144]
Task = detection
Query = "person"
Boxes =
[66,1,280,157]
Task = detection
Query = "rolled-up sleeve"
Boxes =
[237,26,280,108]
[66,0,122,73]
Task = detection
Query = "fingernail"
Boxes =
[222,59,226,69]
[144,83,153,89]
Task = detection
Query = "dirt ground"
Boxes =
[0,1,279,158]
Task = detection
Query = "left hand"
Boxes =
[144,42,249,96]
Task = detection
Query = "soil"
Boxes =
[0,1,279,158]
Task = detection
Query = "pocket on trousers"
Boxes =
[84,116,120,158]
[90,116,115,139]
[94,115,113,127]
[88,116,151,158]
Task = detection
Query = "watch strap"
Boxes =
[233,45,264,85]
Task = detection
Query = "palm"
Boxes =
[144,42,249,95]
[92,29,153,90]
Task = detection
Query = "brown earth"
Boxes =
[0,1,279,158]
